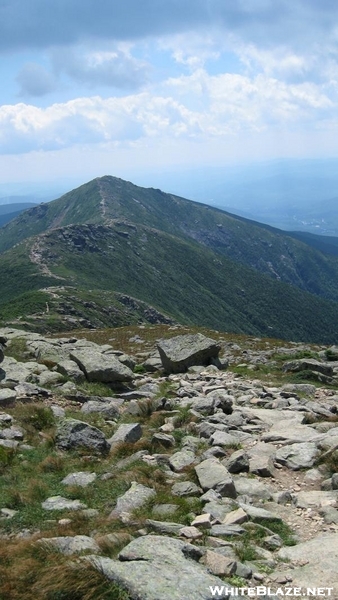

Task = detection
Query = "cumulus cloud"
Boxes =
[0,66,335,155]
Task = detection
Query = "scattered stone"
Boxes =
[222,507,248,526]
[225,449,250,474]
[152,432,175,448]
[152,504,178,518]
[56,418,110,455]
[169,449,196,472]
[195,458,237,498]
[0,389,16,407]
[234,476,273,500]
[179,525,203,539]
[275,442,319,470]
[107,423,142,446]
[81,400,121,419]
[191,514,213,529]
[39,535,100,555]
[109,482,156,518]
[61,472,97,487]
[248,442,276,477]
[42,496,87,511]
[295,490,338,509]
[172,481,201,497]
[202,550,237,576]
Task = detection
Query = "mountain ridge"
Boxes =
[1,175,338,342]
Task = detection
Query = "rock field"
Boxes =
[0,327,338,599]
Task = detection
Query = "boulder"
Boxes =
[0,389,17,407]
[88,535,231,600]
[109,482,156,518]
[107,423,142,446]
[283,358,333,376]
[195,458,237,498]
[39,535,100,555]
[202,550,237,577]
[57,359,86,383]
[41,496,87,511]
[157,334,220,373]
[81,400,121,420]
[70,349,134,382]
[61,472,97,487]
[234,476,274,501]
[55,418,110,454]
[277,533,338,590]
[247,442,276,477]
[169,449,196,472]
[225,449,250,474]
[275,442,319,470]
[172,481,201,497]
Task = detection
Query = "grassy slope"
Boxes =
[1,223,338,343]
[1,176,338,304]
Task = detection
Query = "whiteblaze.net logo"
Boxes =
[208,586,335,597]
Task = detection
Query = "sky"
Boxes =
[1,0,338,191]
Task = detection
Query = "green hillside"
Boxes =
[1,176,338,304]
[1,222,338,343]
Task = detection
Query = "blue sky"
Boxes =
[1,0,338,187]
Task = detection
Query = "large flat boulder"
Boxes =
[275,442,320,470]
[88,535,238,600]
[277,533,338,590]
[157,334,220,373]
[70,349,134,382]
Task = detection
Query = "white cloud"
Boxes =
[0,64,336,156]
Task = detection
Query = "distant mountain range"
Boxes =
[1,175,338,343]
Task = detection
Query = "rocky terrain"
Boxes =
[0,325,338,599]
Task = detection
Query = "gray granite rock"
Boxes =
[157,334,220,373]
[88,535,230,600]
[42,496,87,511]
[57,359,86,382]
[277,533,338,590]
[225,449,250,474]
[275,442,319,470]
[61,471,97,487]
[56,418,110,455]
[234,476,273,500]
[109,482,156,518]
[294,490,338,509]
[169,449,196,472]
[172,481,201,497]
[107,423,142,446]
[0,388,17,407]
[195,458,237,498]
[247,442,276,477]
[70,349,134,382]
[39,535,100,555]
[81,400,121,420]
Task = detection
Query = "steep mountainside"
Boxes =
[1,176,338,302]
[1,175,338,342]
[1,221,338,342]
